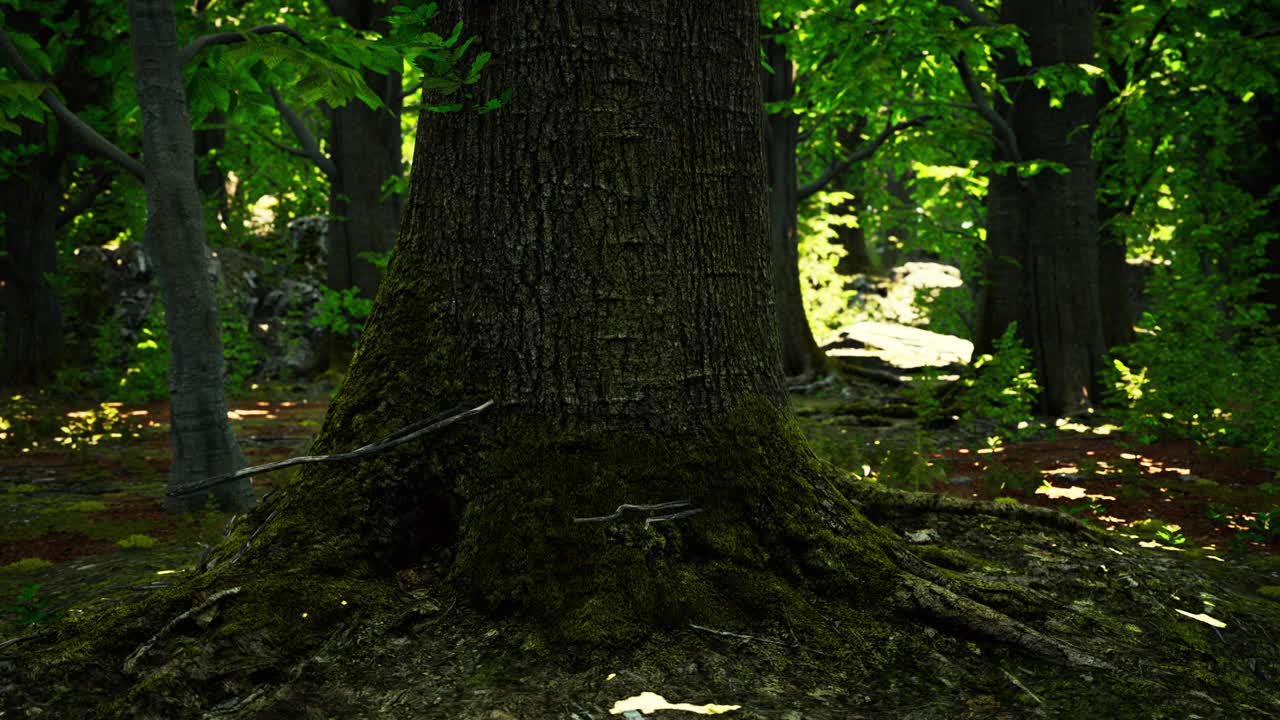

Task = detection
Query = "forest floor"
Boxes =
[2,357,1279,717]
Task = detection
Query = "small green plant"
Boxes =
[312,286,373,337]
[4,583,60,626]
[1155,524,1187,546]
[54,401,139,450]
[958,323,1039,438]
[904,366,948,426]
[219,290,259,392]
[93,301,169,403]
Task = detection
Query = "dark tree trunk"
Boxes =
[325,0,404,304]
[0,122,64,387]
[762,27,824,380]
[832,188,874,277]
[127,0,253,512]
[1094,1,1134,350]
[974,0,1106,416]
[1236,91,1280,323]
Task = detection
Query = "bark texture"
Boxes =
[762,28,824,379]
[127,0,253,512]
[325,0,404,303]
[346,0,785,428]
[975,0,1106,415]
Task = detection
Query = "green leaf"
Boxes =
[464,51,491,84]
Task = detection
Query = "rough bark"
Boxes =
[974,0,1106,416]
[324,0,404,304]
[762,27,824,380]
[0,121,64,387]
[127,0,253,512]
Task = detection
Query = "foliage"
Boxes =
[92,301,169,404]
[956,323,1040,437]
[219,290,259,393]
[4,583,60,626]
[1104,257,1280,464]
[53,402,139,450]
[311,286,373,338]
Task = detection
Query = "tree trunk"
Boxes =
[127,0,253,513]
[831,184,875,276]
[974,0,1106,416]
[0,122,64,388]
[325,0,404,304]
[763,27,824,380]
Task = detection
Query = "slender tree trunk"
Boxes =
[127,0,253,512]
[763,27,824,379]
[975,0,1106,416]
[0,123,63,387]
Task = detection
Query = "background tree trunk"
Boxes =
[762,27,824,380]
[0,122,64,387]
[127,0,253,512]
[974,0,1106,416]
[325,0,404,303]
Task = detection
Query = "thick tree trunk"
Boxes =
[762,28,824,380]
[974,0,1106,416]
[127,0,253,512]
[325,0,404,304]
[0,123,64,388]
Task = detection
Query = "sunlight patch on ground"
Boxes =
[1035,482,1116,501]
[609,691,740,716]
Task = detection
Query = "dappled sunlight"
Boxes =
[609,691,740,716]
[1035,482,1116,502]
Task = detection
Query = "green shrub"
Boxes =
[946,323,1040,439]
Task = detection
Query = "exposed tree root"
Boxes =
[885,543,1111,669]
[844,479,1103,536]
[893,570,1111,669]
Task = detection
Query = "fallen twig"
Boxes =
[166,399,495,498]
[573,500,697,524]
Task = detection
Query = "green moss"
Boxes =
[1,557,52,573]
[417,395,903,654]
[7,483,37,493]
[115,534,158,549]
[1257,585,1280,602]
[65,500,109,512]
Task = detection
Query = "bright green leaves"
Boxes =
[385,4,510,115]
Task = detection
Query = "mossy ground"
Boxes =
[2,390,1278,718]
